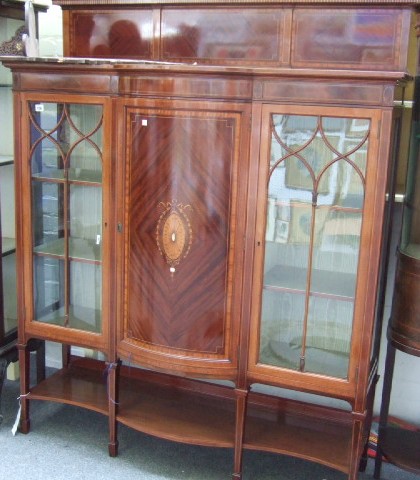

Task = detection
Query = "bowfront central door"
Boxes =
[118,100,248,378]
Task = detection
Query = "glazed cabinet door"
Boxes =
[18,94,112,351]
[117,99,249,379]
[248,104,384,399]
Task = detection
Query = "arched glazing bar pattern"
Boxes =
[260,113,370,379]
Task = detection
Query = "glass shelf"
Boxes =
[404,243,420,259]
[32,168,102,185]
[264,265,356,301]
[34,237,102,263]
[36,305,102,333]
[0,155,13,166]
[2,236,15,256]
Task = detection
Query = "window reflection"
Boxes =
[260,113,370,378]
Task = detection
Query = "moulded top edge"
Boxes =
[0,55,411,83]
[51,0,420,6]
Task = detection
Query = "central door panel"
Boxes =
[120,104,243,375]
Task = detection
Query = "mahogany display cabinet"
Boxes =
[2,1,419,478]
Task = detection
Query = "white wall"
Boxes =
[38,2,63,56]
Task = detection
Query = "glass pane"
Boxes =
[69,185,102,262]
[32,181,63,248]
[30,102,65,179]
[30,101,104,333]
[68,143,102,183]
[68,262,102,333]
[30,102,103,184]
[305,297,353,378]
[260,112,370,378]
[33,256,64,325]
[68,104,103,183]
[260,290,305,370]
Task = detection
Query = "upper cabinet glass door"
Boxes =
[28,101,104,333]
[255,106,373,380]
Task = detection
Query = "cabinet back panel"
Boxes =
[68,10,154,59]
[161,8,290,65]
[291,9,409,71]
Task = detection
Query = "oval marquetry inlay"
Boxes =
[162,211,187,262]
[156,200,192,273]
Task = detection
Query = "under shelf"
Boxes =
[27,357,354,474]
[380,426,420,474]
[28,360,108,415]
[118,375,236,448]
[244,398,351,473]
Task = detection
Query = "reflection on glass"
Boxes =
[29,101,103,333]
[260,113,369,378]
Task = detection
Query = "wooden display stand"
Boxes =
[1,1,419,478]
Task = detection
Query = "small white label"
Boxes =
[142,119,148,126]
[34,104,44,112]
[96,234,101,245]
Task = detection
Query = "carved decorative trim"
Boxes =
[0,26,26,56]
[156,200,192,275]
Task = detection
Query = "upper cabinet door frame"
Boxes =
[17,92,113,353]
[115,97,251,380]
[247,103,384,401]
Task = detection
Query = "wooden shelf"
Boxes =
[28,358,353,473]
[34,237,102,263]
[380,426,420,474]
[245,399,351,473]
[264,265,356,301]
[28,360,108,415]
[118,375,236,448]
